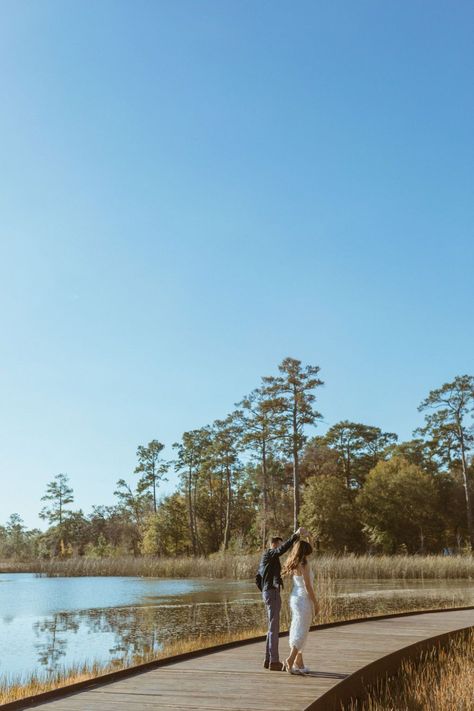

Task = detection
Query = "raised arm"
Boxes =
[271,527,305,557]
[272,532,299,557]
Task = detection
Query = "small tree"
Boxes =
[141,494,189,556]
[4,514,30,558]
[40,474,74,555]
[114,479,150,528]
[135,440,169,513]
[40,474,74,526]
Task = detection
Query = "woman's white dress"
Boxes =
[289,574,313,651]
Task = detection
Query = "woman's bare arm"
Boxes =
[302,562,318,609]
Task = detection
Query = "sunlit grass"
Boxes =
[346,629,474,711]
[2,553,472,580]
[0,560,39,573]
[315,553,474,581]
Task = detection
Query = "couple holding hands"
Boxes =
[256,527,319,675]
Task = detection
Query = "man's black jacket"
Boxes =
[257,533,299,592]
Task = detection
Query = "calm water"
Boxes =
[0,574,472,680]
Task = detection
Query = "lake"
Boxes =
[1,573,473,681]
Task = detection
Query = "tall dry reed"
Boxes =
[4,553,471,580]
[346,629,474,711]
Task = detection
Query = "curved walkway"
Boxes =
[11,608,474,711]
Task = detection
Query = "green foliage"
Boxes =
[134,440,169,513]
[235,387,286,546]
[322,421,397,488]
[300,476,364,552]
[263,357,324,528]
[0,514,40,559]
[85,534,115,559]
[113,479,150,528]
[3,364,473,561]
[357,457,443,554]
[417,375,474,549]
[173,426,213,556]
[140,494,190,556]
[39,474,74,526]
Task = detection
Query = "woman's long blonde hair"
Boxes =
[282,540,313,576]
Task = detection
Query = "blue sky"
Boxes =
[1,1,473,528]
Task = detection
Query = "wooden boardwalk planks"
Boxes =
[19,609,474,711]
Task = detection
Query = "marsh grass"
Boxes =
[0,560,39,573]
[315,554,474,581]
[2,553,472,580]
[346,629,474,711]
[1,554,258,579]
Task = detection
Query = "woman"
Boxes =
[282,537,319,674]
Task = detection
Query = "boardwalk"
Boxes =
[19,608,474,711]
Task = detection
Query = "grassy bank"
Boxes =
[346,628,474,710]
[2,553,473,579]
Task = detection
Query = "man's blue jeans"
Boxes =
[263,587,281,663]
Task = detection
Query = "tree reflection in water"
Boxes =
[32,586,472,673]
[33,599,265,672]
[34,613,80,672]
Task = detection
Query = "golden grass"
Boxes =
[346,629,474,711]
[1,554,258,579]
[0,661,116,706]
[315,553,474,581]
[0,560,39,573]
[2,553,473,580]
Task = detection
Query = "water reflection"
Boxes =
[0,575,472,680]
[34,614,80,671]
[30,599,265,674]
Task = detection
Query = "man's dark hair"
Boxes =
[269,536,283,547]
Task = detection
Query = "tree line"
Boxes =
[1,358,473,560]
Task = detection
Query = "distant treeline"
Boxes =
[1,358,473,560]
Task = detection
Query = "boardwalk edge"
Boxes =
[303,616,474,711]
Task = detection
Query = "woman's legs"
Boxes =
[295,651,304,669]
[284,645,299,671]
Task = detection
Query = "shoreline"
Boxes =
[1,553,473,580]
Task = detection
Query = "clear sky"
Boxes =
[1,1,473,529]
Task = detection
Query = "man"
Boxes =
[257,527,306,670]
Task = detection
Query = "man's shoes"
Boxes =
[263,659,270,669]
[269,661,284,671]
